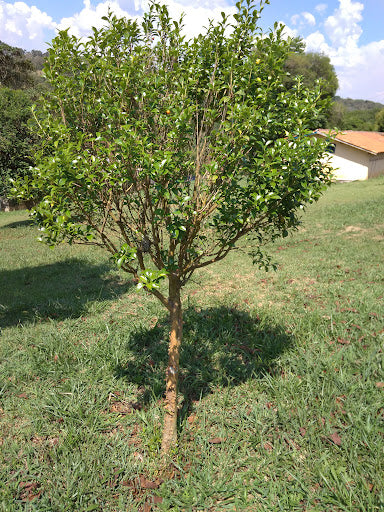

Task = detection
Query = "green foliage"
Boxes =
[0,42,48,198]
[375,108,384,132]
[328,97,384,131]
[335,96,384,112]
[284,51,338,99]
[327,100,345,128]
[13,0,332,297]
[283,51,338,127]
[0,87,38,197]
[0,40,34,89]
[25,49,49,72]
[339,109,380,131]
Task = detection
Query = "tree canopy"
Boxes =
[284,51,338,99]
[0,41,35,89]
[0,87,38,197]
[0,42,48,199]
[327,96,384,131]
[283,51,338,127]
[375,108,384,132]
[13,0,332,454]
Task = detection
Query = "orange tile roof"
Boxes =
[315,129,384,155]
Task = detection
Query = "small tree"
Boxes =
[283,50,339,128]
[0,41,34,89]
[376,108,384,132]
[0,87,37,197]
[13,0,332,454]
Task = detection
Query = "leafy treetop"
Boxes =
[0,87,38,197]
[0,41,35,89]
[375,108,384,132]
[15,0,331,291]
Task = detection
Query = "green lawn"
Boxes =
[1,178,383,511]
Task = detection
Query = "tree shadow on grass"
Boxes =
[1,219,34,229]
[115,306,294,421]
[0,258,132,328]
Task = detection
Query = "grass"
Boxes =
[0,178,383,511]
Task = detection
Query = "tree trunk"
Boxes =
[161,275,182,455]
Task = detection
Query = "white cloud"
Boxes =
[290,11,316,30]
[305,30,332,54]
[280,0,384,101]
[302,12,316,26]
[336,40,384,101]
[280,23,297,40]
[5,19,22,36]
[324,0,363,47]
[0,1,56,49]
[315,3,328,14]
[58,1,134,38]
[57,0,236,41]
[163,0,236,39]
[303,0,384,102]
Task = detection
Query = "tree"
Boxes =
[284,51,338,99]
[25,49,49,71]
[0,41,34,89]
[327,101,345,128]
[0,88,37,197]
[13,0,332,455]
[328,97,384,131]
[376,108,384,132]
[283,51,338,127]
[0,43,47,198]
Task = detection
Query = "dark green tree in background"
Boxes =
[375,108,384,132]
[283,50,338,127]
[0,87,38,197]
[0,41,45,199]
[284,51,338,99]
[0,40,34,89]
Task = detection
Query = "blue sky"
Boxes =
[0,0,383,102]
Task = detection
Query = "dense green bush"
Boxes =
[376,108,384,132]
[0,87,38,197]
[0,40,34,89]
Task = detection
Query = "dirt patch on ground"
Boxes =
[343,225,364,233]
[339,224,383,239]
[187,269,269,300]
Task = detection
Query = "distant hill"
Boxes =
[25,49,48,72]
[329,96,384,131]
[335,96,384,112]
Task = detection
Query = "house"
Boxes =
[314,129,384,181]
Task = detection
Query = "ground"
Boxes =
[0,178,383,511]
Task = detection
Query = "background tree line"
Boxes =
[0,41,47,198]
[282,41,384,131]
[330,96,384,131]
[1,35,383,199]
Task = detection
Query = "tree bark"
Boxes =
[161,275,182,455]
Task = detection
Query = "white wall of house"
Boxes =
[369,155,384,178]
[315,132,384,181]
[329,142,370,181]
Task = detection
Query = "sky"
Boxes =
[0,0,383,102]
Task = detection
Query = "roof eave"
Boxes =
[314,131,379,155]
